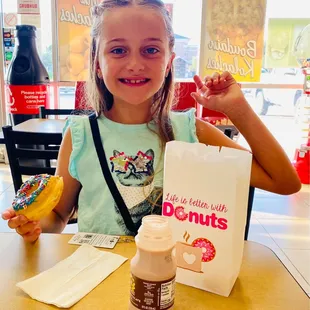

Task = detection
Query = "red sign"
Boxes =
[18,0,40,15]
[6,84,50,114]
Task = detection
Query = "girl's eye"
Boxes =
[144,48,159,54]
[111,48,126,55]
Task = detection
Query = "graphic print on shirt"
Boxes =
[110,149,162,235]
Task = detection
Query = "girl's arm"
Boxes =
[1,128,81,241]
[40,128,81,233]
[192,72,301,195]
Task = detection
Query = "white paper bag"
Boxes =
[162,141,252,297]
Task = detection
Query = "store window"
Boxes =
[59,86,76,109]
[162,0,202,79]
[2,0,53,79]
[0,0,309,160]
[55,0,202,83]
[252,0,309,159]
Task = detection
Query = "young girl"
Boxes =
[2,0,301,242]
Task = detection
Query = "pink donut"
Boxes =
[175,206,188,221]
[191,238,216,262]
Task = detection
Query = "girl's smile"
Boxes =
[119,78,151,87]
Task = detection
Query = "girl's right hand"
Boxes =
[191,72,246,117]
[1,209,42,242]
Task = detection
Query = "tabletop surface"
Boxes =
[0,233,308,310]
[13,119,66,134]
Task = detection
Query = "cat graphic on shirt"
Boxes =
[110,149,162,235]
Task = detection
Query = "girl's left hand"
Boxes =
[191,71,247,116]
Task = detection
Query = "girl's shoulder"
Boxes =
[62,114,90,133]
[62,114,90,145]
[63,109,200,145]
[170,108,198,143]
[62,115,91,181]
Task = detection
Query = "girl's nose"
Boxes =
[126,54,145,73]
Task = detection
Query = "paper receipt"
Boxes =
[68,232,119,249]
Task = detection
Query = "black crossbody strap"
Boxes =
[88,114,138,235]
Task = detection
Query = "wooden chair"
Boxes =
[2,125,77,224]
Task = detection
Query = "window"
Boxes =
[0,0,54,126]
[59,86,76,109]
[0,0,308,160]
[162,0,202,79]
[2,0,53,79]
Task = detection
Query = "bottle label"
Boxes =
[5,84,50,114]
[130,274,175,310]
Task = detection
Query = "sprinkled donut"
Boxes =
[191,238,216,262]
[12,174,64,221]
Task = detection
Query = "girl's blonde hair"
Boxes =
[87,0,176,143]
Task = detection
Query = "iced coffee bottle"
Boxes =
[130,215,176,310]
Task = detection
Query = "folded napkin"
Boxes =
[16,244,128,308]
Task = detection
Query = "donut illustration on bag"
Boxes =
[175,231,216,273]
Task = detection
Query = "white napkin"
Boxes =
[16,244,128,308]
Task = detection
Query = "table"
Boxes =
[0,233,308,310]
[13,119,65,134]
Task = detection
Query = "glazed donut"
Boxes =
[12,174,64,221]
[191,238,216,262]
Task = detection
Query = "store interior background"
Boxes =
[0,0,309,297]
[2,0,308,159]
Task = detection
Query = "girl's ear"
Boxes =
[165,52,176,77]
[96,62,103,79]
[97,69,103,79]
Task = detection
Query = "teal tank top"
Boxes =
[63,108,198,235]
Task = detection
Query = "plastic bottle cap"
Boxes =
[16,25,37,38]
[135,215,175,252]
[16,25,37,31]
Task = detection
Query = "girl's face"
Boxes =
[98,6,175,107]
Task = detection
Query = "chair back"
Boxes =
[2,125,62,192]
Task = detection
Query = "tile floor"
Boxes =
[247,186,310,297]
[0,163,309,297]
